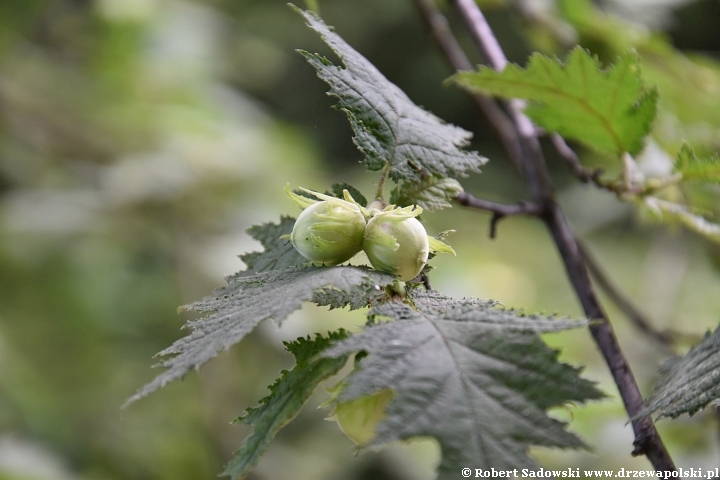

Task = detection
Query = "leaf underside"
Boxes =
[295,8,487,187]
[219,216,306,297]
[123,218,395,407]
[324,290,603,478]
[451,47,657,156]
[390,176,464,210]
[222,332,349,479]
[640,324,720,419]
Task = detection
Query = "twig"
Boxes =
[550,134,604,183]
[454,0,553,202]
[578,241,676,354]
[455,192,542,238]
[446,0,676,471]
[411,0,525,175]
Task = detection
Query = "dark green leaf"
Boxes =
[390,176,463,210]
[675,144,720,183]
[324,290,603,478]
[124,266,394,407]
[295,8,487,182]
[222,331,349,479]
[640,324,720,419]
[221,217,306,295]
[451,47,657,156]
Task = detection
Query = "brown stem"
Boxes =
[420,0,678,471]
[455,192,542,238]
[550,134,604,184]
[578,241,676,354]
[411,0,525,175]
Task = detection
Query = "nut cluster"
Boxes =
[285,185,454,281]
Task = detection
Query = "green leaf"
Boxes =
[674,144,720,183]
[557,0,595,25]
[643,197,720,245]
[221,217,306,295]
[222,331,350,479]
[640,324,720,419]
[324,290,603,477]
[295,8,487,182]
[451,47,657,156]
[123,266,394,407]
[390,176,463,211]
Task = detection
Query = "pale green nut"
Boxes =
[362,205,430,281]
[286,184,366,266]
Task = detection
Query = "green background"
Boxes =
[0,0,719,478]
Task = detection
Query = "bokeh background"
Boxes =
[1,0,719,478]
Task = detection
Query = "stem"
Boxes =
[425,0,678,470]
[578,241,676,353]
[411,0,525,175]
[375,162,392,205]
[455,193,542,238]
[550,134,604,184]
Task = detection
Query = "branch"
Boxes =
[453,0,553,202]
[445,0,677,471]
[578,241,676,354]
[411,0,524,174]
[454,192,542,238]
[550,134,604,184]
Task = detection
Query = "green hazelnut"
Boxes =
[362,206,430,281]
[286,184,367,265]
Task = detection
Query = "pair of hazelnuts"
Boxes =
[285,185,454,281]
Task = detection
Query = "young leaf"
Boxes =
[390,176,463,211]
[639,324,720,419]
[674,144,720,183]
[123,266,394,407]
[324,290,603,477]
[295,8,487,183]
[451,47,657,156]
[222,331,349,479]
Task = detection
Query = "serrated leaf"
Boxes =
[295,8,487,182]
[674,144,720,183]
[124,266,394,407]
[312,281,389,310]
[451,47,657,156]
[221,217,306,295]
[643,197,720,245]
[324,290,603,478]
[222,331,349,479]
[640,324,720,419]
[390,176,463,211]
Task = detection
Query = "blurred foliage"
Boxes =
[0,0,718,479]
